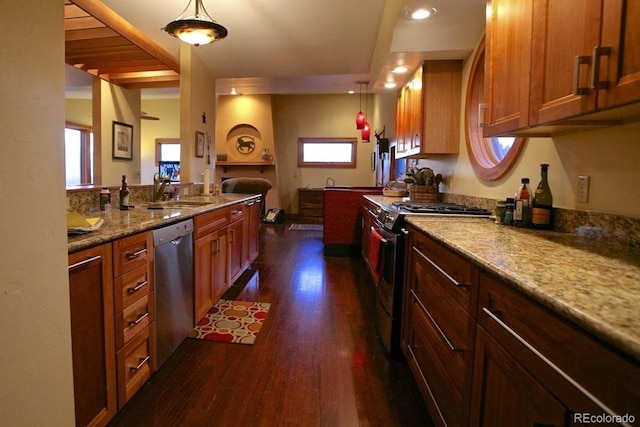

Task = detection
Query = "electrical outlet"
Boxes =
[577,175,590,203]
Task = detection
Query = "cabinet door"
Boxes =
[68,244,117,427]
[484,0,533,136]
[247,199,260,263]
[530,0,602,125]
[195,233,215,321]
[470,328,569,427]
[228,219,244,285]
[599,0,640,108]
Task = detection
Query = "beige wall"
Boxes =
[180,45,216,185]
[272,94,392,213]
[0,0,76,424]
[141,99,181,184]
[96,80,142,186]
[414,41,640,219]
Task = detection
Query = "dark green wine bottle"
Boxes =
[531,164,553,229]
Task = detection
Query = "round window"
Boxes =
[465,36,526,181]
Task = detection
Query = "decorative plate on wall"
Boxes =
[235,135,256,154]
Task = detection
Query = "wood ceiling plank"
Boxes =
[65,27,119,41]
[69,0,179,72]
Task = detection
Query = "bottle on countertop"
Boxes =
[99,187,111,211]
[504,198,515,225]
[119,175,130,210]
[514,177,532,227]
[532,164,553,229]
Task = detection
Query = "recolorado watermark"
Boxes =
[573,412,636,425]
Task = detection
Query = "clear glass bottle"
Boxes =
[532,164,553,229]
[514,177,532,227]
[99,187,110,211]
[119,175,130,210]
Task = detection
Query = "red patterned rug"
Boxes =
[189,299,271,345]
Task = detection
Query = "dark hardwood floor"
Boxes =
[109,222,432,426]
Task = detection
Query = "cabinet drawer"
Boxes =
[194,207,229,239]
[406,302,466,427]
[408,284,472,395]
[411,233,478,314]
[478,273,640,419]
[229,203,246,223]
[115,293,154,349]
[411,253,474,352]
[114,263,152,313]
[117,325,155,408]
[113,232,152,277]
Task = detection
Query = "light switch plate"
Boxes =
[577,175,589,203]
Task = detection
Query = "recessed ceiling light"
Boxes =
[392,65,409,74]
[348,90,355,94]
[384,82,397,89]
[411,7,437,20]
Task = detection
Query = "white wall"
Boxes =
[0,1,76,424]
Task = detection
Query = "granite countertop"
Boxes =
[365,195,640,363]
[68,193,258,253]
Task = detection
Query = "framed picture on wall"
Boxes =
[112,121,133,160]
[195,131,205,158]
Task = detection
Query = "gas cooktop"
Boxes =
[390,202,492,217]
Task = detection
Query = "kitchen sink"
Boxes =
[147,200,212,210]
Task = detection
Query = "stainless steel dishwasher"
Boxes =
[153,219,194,368]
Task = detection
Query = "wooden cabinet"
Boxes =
[245,198,261,264]
[112,231,155,408]
[529,0,640,125]
[68,244,117,427]
[396,61,462,158]
[194,207,229,321]
[485,0,640,136]
[401,225,478,426]
[402,225,640,426]
[298,188,324,223]
[228,202,246,284]
[471,273,640,425]
[483,0,533,136]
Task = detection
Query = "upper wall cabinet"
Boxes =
[396,60,462,159]
[484,0,640,137]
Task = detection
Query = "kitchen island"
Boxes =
[68,193,258,253]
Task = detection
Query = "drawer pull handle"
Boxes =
[130,356,150,372]
[128,312,149,327]
[482,307,623,422]
[591,46,611,90]
[407,344,430,390]
[573,55,591,96]
[231,209,242,215]
[68,255,101,270]
[213,237,222,254]
[127,248,147,259]
[127,280,148,294]
[412,289,463,352]
[414,247,469,287]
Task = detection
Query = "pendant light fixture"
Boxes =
[163,0,228,47]
[361,83,371,142]
[355,82,366,130]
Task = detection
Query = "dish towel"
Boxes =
[368,228,384,284]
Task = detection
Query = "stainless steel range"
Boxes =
[371,202,491,356]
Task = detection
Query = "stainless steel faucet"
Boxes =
[153,173,171,202]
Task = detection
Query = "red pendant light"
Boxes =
[355,82,366,129]
[361,122,371,142]
[355,111,366,130]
